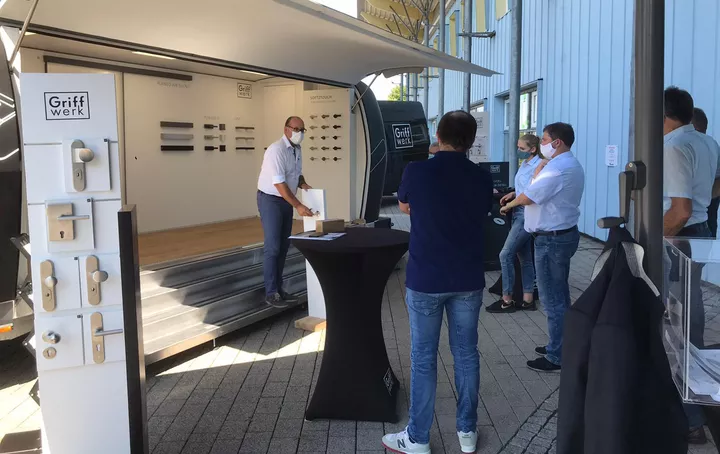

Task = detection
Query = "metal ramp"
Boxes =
[140,245,306,364]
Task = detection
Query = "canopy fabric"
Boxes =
[0,0,497,85]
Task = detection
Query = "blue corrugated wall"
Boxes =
[427,0,720,240]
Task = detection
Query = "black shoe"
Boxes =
[485,299,516,313]
[527,357,561,372]
[265,293,289,309]
[279,290,300,304]
[535,346,547,356]
[517,300,538,311]
[688,427,708,445]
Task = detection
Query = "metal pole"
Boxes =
[423,16,430,117]
[462,0,472,112]
[438,0,446,118]
[413,73,418,102]
[508,0,522,178]
[400,73,404,101]
[633,0,664,287]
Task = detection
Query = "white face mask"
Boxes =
[290,130,304,145]
[540,140,557,159]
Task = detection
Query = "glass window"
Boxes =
[503,87,538,135]
[531,91,538,128]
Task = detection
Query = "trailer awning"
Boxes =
[0,0,497,85]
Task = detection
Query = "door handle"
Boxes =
[57,214,90,221]
[90,312,123,364]
[42,330,61,344]
[40,260,57,311]
[86,256,108,306]
[71,139,94,192]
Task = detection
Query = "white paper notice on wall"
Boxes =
[605,145,619,167]
[469,111,490,163]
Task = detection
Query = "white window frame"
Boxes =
[503,87,538,134]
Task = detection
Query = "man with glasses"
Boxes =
[257,116,314,308]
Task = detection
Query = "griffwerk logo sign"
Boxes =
[391,123,413,149]
[44,92,90,120]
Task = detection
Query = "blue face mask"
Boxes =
[517,150,532,160]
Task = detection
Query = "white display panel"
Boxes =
[20,72,133,454]
[123,72,261,233]
[302,88,353,221]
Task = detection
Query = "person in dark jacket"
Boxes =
[557,226,688,454]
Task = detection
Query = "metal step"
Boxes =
[140,246,301,297]
[141,246,308,364]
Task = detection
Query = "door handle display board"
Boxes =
[20,72,146,453]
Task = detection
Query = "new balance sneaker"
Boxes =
[458,431,478,453]
[535,346,547,356]
[485,299,516,313]
[381,429,431,454]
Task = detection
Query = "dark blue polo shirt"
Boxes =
[398,151,493,294]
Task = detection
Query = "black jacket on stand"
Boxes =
[557,226,687,454]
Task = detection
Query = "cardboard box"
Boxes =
[316,219,345,233]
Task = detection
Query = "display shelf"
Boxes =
[161,145,194,151]
[309,156,341,162]
[663,237,720,406]
[160,121,194,129]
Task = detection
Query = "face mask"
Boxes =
[540,140,557,158]
[290,130,304,145]
[517,150,531,160]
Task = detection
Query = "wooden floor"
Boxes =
[137,217,303,266]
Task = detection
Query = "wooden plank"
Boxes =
[294,316,327,332]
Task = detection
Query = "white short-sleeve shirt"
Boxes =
[663,124,720,226]
[523,152,585,233]
[257,136,302,197]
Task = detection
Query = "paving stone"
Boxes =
[238,432,272,454]
[155,399,186,417]
[355,429,384,451]
[279,400,307,419]
[262,382,287,398]
[216,419,249,440]
[181,442,213,454]
[275,418,304,438]
[187,433,219,444]
[268,437,299,453]
[255,397,283,414]
[247,413,278,433]
[327,436,357,453]
[153,441,185,454]
[297,430,328,452]
[329,419,356,437]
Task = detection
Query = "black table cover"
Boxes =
[292,228,409,423]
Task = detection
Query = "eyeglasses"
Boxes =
[287,126,307,133]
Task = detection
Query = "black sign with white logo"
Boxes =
[44,92,90,121]
[391,123,413,149]
[477,161,510,189]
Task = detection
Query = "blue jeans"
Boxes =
[533,228,580,365]
[499,208,535,295]
[406,288,482,444]
[257,191,294,296]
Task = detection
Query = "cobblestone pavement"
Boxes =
[1,206,717,453]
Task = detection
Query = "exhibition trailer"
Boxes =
[0,0,496,364]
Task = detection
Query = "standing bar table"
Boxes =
[292,228,409,422]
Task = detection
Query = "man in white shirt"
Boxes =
[257,116,314,308]
[662,87,720,444]
[500,123,585,372]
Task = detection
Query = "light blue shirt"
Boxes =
[515,154,543,196]
[523,152,585,233]
[663,124,720,226]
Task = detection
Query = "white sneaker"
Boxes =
[457,431,478,453]
[381,429,431,454]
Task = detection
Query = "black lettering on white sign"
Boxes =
[44,92,90,121]
[237,83,252,99]
[392,124,413,149]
